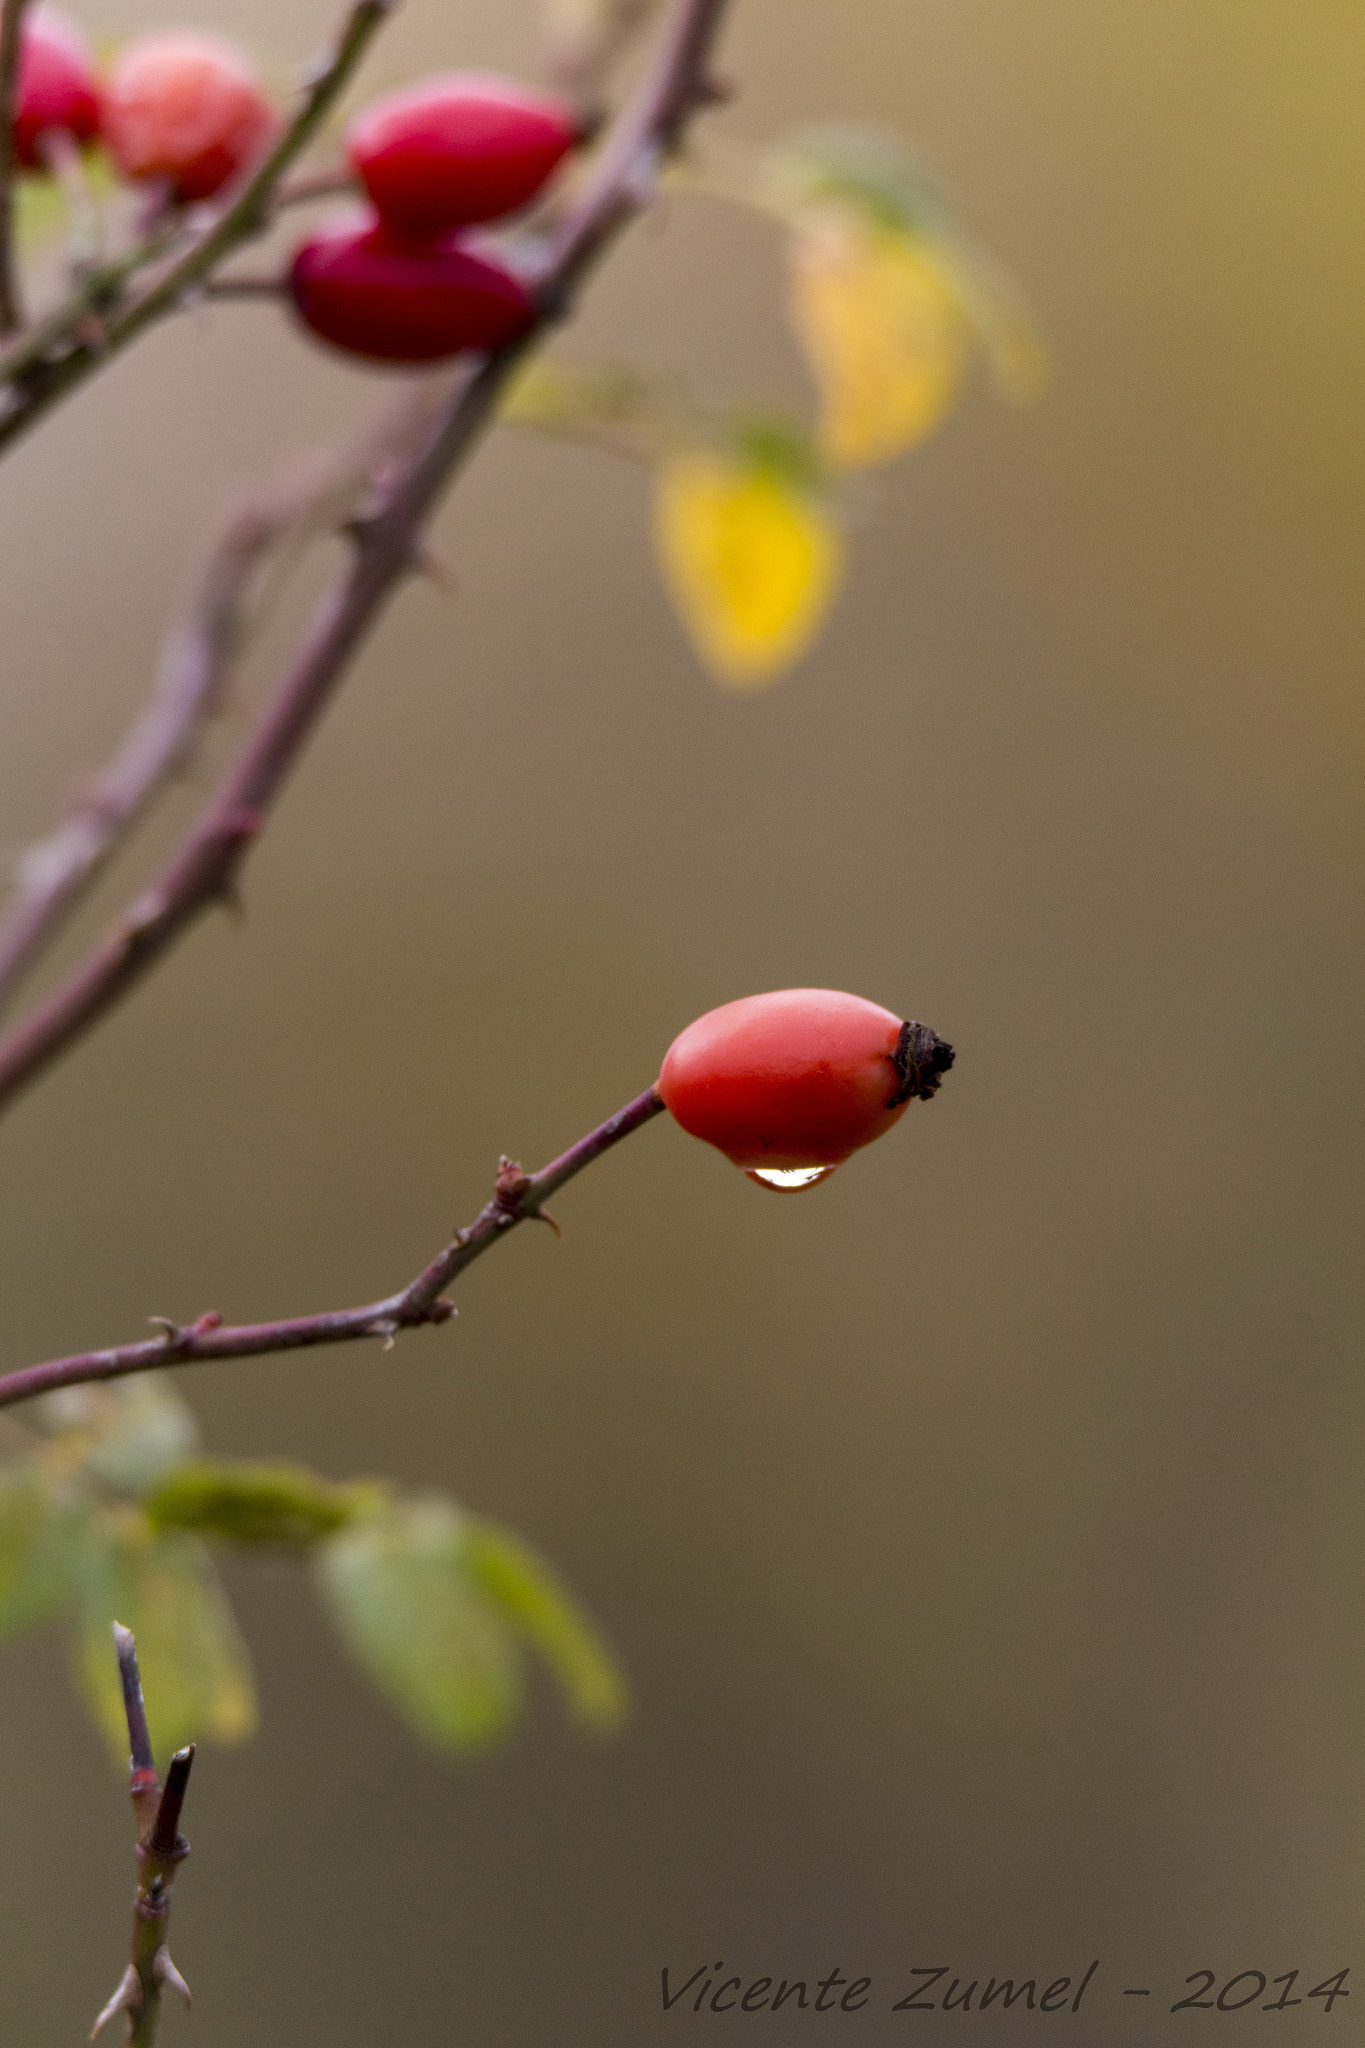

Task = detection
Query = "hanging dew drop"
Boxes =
[744,1165,839,1192]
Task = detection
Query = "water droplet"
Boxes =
[744,1164,838,1192]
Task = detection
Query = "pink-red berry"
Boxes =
[13,7,100,171]
[348,72,577,240]
[657,989,954,1188]
[103,32,276,204]
[289,216,536,364]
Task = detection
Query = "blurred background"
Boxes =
[0,0,1362,2038]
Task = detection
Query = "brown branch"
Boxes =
[0,378,453,1016]
[0,0,393,457]
[0,0,730,1119]
[92,1627,196,2047]
[0,0,32,335]
[0,1085,665,1412]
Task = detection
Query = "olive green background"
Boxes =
[0,0,1362,2039]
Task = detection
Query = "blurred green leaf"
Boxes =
[15,149,119,254]
[765,124,952,238]
[0,1468,79,1639]
[147,1459,379,1546]
[467,1519,628,1734]
[501,351,687,464]
[73,1508,256,1762]
[315,1496,522,1753]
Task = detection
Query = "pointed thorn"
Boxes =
[530,1206,562,1239]
[90,1965,141,2038]
[412,546,454,592]
[154,1948,193,2008]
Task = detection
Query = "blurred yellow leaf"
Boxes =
[788,208,970,468]
[654,450,842,686]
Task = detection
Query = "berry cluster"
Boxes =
[13,16,577,367]
[290,75,577,363]
[14,6,274,197]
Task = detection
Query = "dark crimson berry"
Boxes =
[104,32,276,204]
[289,216,536,364]
[657,989,954,1190]
[13,7,101,171]
[348,72,577,239]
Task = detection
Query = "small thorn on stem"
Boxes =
[153,1947,193,2008]
[90,1965,141,2039]
[529,1206,562,1239]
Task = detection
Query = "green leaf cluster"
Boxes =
[0,1379,625,1766]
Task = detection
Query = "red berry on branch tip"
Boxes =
[103,32,276,204]
[348,72,578,240]
[288,215,536,364]
[13,7,101,172]
[657,989,954,1190]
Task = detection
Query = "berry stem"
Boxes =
[0,1086,666,1412]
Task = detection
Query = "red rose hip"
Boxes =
[104,31,276,203]
[13,7,101,171]
[289,217,536,364]
[348,72,577,239]
[657,989,954,1189]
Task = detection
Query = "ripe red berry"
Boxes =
[348,72,577,240]
[103,32,276,204]
[13,7,101,171]
[289,216,536,364]
[657,989,954,1190]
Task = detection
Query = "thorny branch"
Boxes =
[0,375,454,1015]
[0,0,392,458]
[0,0,731,1118]
[0,1084,667,1412]
[92,1626,196,2048]
[0,0,31,336]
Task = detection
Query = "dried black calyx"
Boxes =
[887,1020,955,1107]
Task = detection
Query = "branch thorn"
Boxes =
[153,1947,193,2008]
[90,1965,141,2039]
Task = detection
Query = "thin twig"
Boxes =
[92,1627,197,2048]
[0,1085,665,1411]
[0,0,730,1118]
[201,273,286,298]
[0,0,392,457]
[0,0,32,335]
[272,166,357,209]
[0,378,452,1015]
